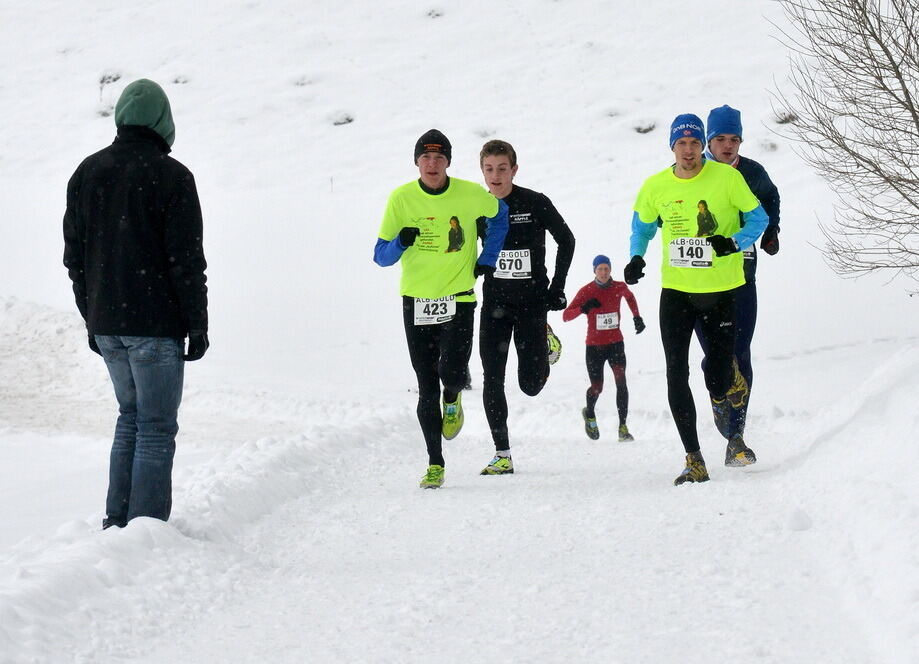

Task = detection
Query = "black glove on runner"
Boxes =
[760,226,780,255]
[546,288,567,311]
[623,256,645,285]
[634,316,646,334]
[399,227,420,247]
[474,263,495,278]
[88,333,101,355]
[184,331,209,361]
[706,235,738,257]
[581,298,601,315]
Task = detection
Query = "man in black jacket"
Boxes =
[63,78,208,529]
[477,139,576,475]
[696,104,781,466]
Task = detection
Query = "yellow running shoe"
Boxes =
[480,455,514,475]
[442,393,464,440]
[419,464,445,489]
[547,323,562,365]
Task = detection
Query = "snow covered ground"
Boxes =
[1,1,917,662]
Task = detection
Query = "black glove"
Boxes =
[706,235,739,257]
[546,288,567,311]
[184,331,209,361]
[760,226,780,255]
[623,256,645,285]
[634,316,646,334]
[88,334,101,355]
[580,298,601,315]
[398,227,420,247]
[474,263,495,278]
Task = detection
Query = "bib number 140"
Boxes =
[669,238,713,268]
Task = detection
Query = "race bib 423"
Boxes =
[413,296,456,325]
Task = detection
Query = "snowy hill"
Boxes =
[1,1,916,662]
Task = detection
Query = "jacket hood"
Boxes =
[114,79,176,147]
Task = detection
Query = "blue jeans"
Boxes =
[95,335,184,526]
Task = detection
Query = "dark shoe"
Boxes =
[674,452,710,485]
[712,359,750,437]
[725,358,749,408]
[582,408,599,440]
[725,434,757,467]
[102,517,126,530]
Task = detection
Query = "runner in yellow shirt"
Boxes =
[623,114,768,485]
[374,129,508,488]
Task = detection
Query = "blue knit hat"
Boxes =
[593,254,611,269]
[669,114,704,149]
[706,105,743,142]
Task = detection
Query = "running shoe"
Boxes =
[547,323,562,365]
[442,393,464,440]
[480,455,514,475]
[419,464,445,489]
[725,434,757,467]
[582,407,600,440]
[674,451,710,485]
[618,424,634,442]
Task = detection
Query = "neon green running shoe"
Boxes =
[582,408,600,440]
[442,393,464,440]
[420,464,445,489]
[618,424,634,442]
[547,323,562,365]
[480,455,514,475]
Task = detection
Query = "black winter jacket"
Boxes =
[63,126,207,337]
[736,155,780,282]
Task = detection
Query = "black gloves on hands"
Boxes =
[581,298,601,315]
[634,316,646,334]
[706,235,739,257]
[760,226,780,256]
[184,331,209,361]
[474,263,496,278]
[623,256,645,285]
[88,334,101,355]
[546,288,567,311]
[399,227,421,247]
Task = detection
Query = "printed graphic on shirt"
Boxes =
[695,200,718,237]
[445,216,465,253]
[509,211,533,225]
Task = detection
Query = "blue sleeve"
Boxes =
[477,199,509,267]
[629,211,657,257]
[373,236,406,267]
[732,205,769,251]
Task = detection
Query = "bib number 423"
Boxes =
[414,296,456,325]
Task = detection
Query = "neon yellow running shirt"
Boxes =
[633,160,760,293]
[378,178,499,301]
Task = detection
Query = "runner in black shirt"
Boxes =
[476,140,576,475]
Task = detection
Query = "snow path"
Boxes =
[131,341,913,663]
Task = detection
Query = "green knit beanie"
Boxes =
[114,79,176,147]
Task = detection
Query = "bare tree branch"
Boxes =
[771,0,919,289]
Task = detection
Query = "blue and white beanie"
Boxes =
[706,105,743,142]
[669,113,705,148]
